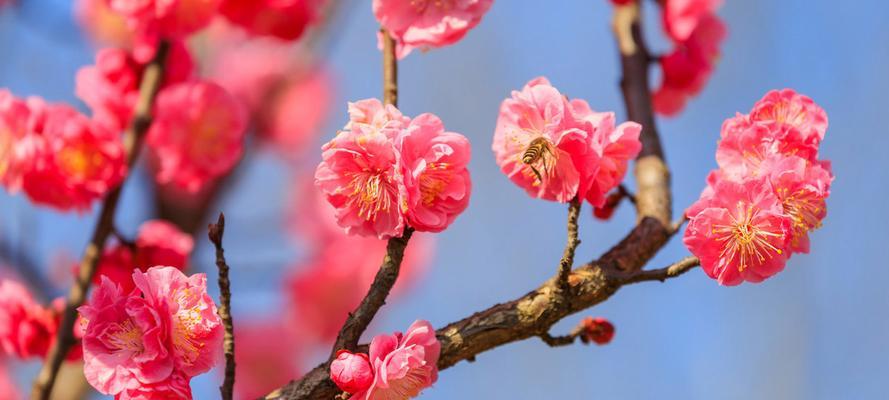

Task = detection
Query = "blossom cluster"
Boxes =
[0,90,126,211]
[493,77,642,208]
[330,320,440,399]
[79,266,223,399]
[652,0,726,116]
[0,279,81,361]
[683,89,833,285]
[374,0,493,58]
[315,99,472,239]
[219,0,325,41]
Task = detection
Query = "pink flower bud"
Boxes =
[330,350,374,394]
[580,317,615,345]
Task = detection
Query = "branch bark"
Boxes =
[265,4,676,398]
[557,197,581,291]
[209,213,236,400]
[31,41,171,400]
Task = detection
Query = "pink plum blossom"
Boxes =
[75,0,134,48]
[653,13,726,116]
[570,100,642,207]
[219,0,325,41]
[107,0,222,38]
[749,88,829,143]
[0,279,56,359]
[493,77,596,203]
[263,67,335,155]
[20,102,126,212]
[315,127,406,239]
[351,320,440,400]
[398,113,472,232]
[147,81,247,193]
[0,90,43,192]
[234,320,302,400]
[765,156,832,254]
[373,0,493,58]
[683,177,792,286]
[331,350,374,394]
[663,0,722,42]
[346,98,410,138]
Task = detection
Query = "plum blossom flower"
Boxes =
[0,90,42,192]
[570,100,642,207]
[147,81,247,193]
[80,267,222,398]
[219,0,325,41]
[373,0,493,58]
[398,114,472,232]
[107,0,222,38]
[662,0,722,42]
[748,88,829,143]
[493,77,596,203]
[92,220,193,292]
[262,67,335,155]
[20,102,127,212]
[0,279,56,359]
[332,320,440,399]
[346,98,410,137]
[331,350,374,394]
[765,156,831,254]
[75,0,134,48]
[683,177,792,286]
[653,13,726,116]
[234,320,302,400]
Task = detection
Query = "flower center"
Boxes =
[59,145,103,180]
[347,170,392,221]
[712,203,784,272]
[419,162,452,206]
[173,287,205,365]
[779,188,824,246]
[755,100,807,129]
[105,319,144,353]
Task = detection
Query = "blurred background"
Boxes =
[1,0,888,399]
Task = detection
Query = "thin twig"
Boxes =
[621,256,700,285]
[558,197,582,292]
[209,213,236,400]
[31,41,170,400]
[617,184,636,204]
[538,332,577,347]
[381,28,398,107]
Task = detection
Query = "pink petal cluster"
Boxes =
[286,183,433,344]
[1,90,127,212]
[373,0,493,58]
[90,220,193,293]
[684,89,833,285]
[493,77,642,206]
[330,320,440,399]
[315,98,472,239]
[75,0,135,48]
[0,279,56,359]
[106,0,222,38]
[653,1,725,116]
[147,81,247,193]
[76,41,195,133]
[219,0,325,41]
[79,266,223,399]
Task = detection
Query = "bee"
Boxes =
[522,137,552,183]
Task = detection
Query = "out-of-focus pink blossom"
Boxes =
[653,13,726,116]
[20,103,126,212]
[399,113,472,232]
[331,350,374,394]
[263,67,335,155]
[351,320,440,400]
[80,267,222,398]
[315,127,406,239]
[92,220,193,292]
[570,100,642,207]
[0,90,43,192]
[0,279,56,359]
[663,0,722,42]
[75,0,134,48]
[219,0,324,41]
[493,77,596,203]
[373,0,493,58]
[107,0,222,38]
[234,320,302,400]
[684,177,792,286]
[147,81,247,193]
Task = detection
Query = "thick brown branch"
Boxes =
[558,197,582,291]
[620,256,700,285]
[209,213,236,400]
[266,5,677,398]
[31,41,170,400]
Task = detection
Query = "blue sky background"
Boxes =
[2,0,889,399]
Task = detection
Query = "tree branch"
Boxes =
[209,213,236,400]
[265,4,676,398]
[557,197,581,291]
[381,28,398,107]
[31,41,170,400]
[620,256,700,285]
